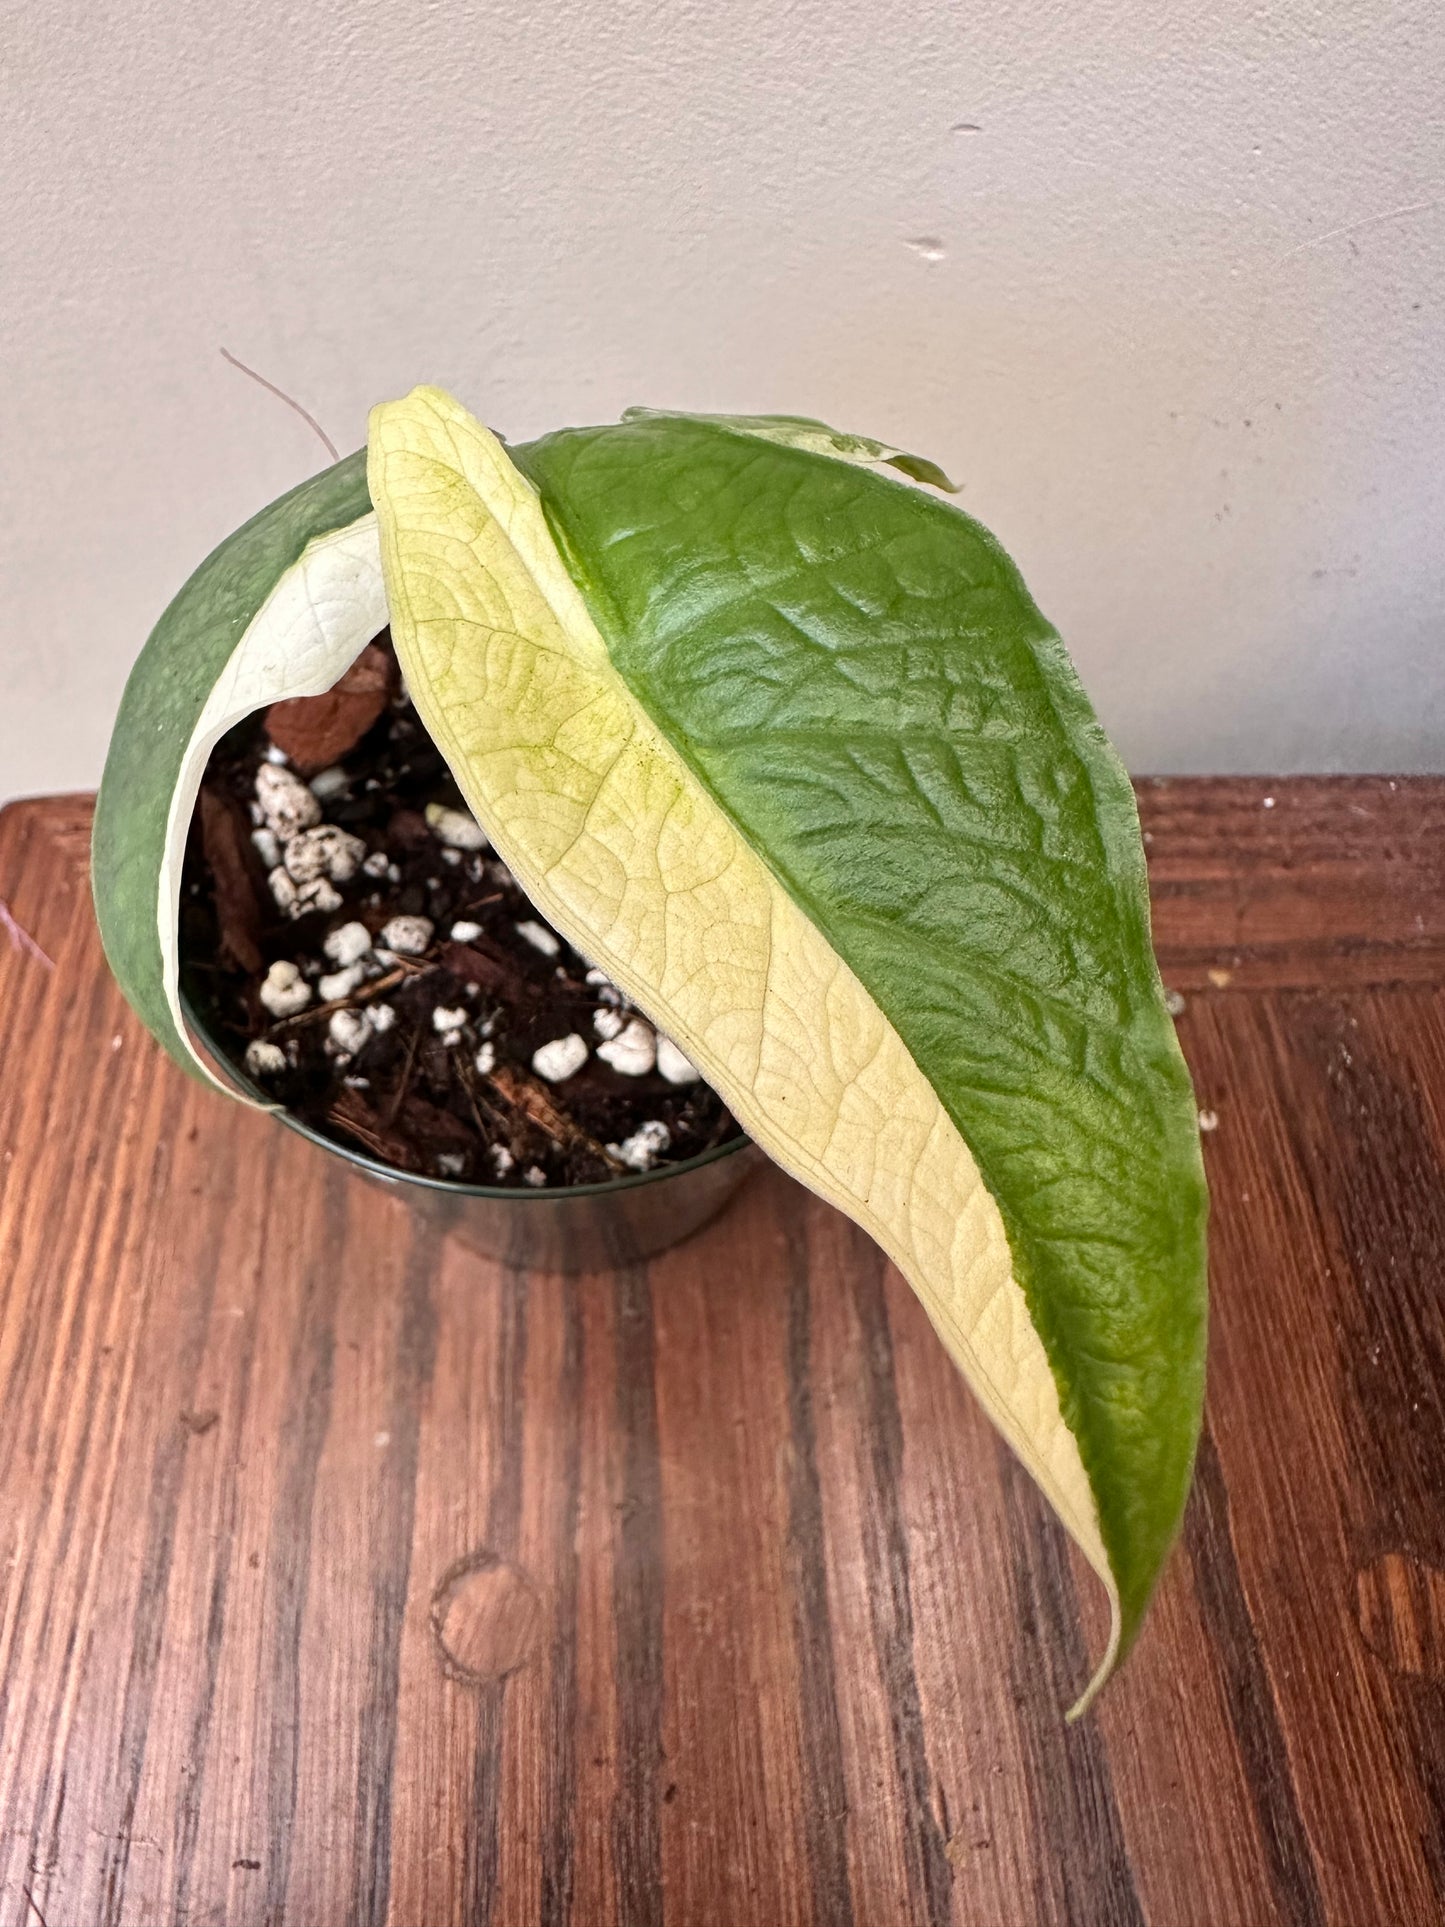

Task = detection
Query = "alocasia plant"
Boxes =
[93,385,1208,1711]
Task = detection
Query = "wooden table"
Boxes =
[2,779,1443,1927]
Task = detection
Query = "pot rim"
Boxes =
[181,990,753,1202]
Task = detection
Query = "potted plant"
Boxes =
[93,385,1208,1711]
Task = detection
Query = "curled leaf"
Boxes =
[92,453,384,1088]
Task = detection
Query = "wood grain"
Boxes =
[2,778,1443,1927]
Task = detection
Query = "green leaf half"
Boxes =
[92,453,383,1087]
[368,387,1208,1709]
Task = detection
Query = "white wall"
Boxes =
[2,0,1442,800]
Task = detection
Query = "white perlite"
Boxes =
[328,1008,372,1056]
[244,1039,288,1077]
[585,966,624,1005]
[318,964,365,1003]
[255,763,321,839]
[426,802,489,851]
[435,1152,466,1177]
[251,826,281,870]
[379,914,433,956]
[593,1006,625,1041]
[515,919,560,958]
[491,1144,514,1175]
[309,765,349,800]
[362,850,391,878]
[656,1036,702,1085]
[259,960,311,1017]
[597,1018,656,1077]
[609,1120,671,1171]
[268,868,342,920]
[283,824,365,884]
[323,921,372,967]
[449,920,484,943]
[523,1164,548,1188]
[474,1041,496,1075]
[433,1005,468,1042]
[532,1033,588,1082]
[369,1002,397,1033]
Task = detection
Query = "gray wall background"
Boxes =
[2,0,1442,801]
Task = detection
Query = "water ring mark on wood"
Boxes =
[430,1551,545,1686]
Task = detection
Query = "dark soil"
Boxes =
[179,630,742,1187]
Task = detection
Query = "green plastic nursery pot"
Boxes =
[183,994,766,1273]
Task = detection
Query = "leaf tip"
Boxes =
[887,450,961,493]
[1065,1585,1124,1721]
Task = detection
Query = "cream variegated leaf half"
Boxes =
[369,387,1120,1705]
[157,515,386,1092]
